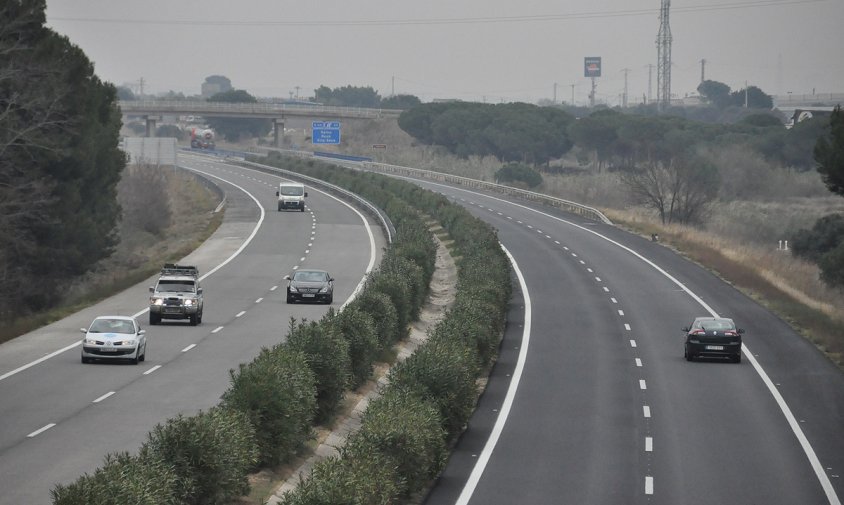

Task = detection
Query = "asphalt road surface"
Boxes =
[407,179,844,505]
[0,154,386,504]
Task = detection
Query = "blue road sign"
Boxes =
[312,121,341,144]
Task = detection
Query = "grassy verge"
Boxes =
[605,209,844,369]
[0,168,222,345]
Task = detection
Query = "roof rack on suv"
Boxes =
[160,264,199,277]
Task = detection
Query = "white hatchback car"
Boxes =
[81,316,147,364]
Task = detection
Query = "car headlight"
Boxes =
[120,339,136,346]
[288,285,298,293]
[151,297,164,306]
[319,286,329,293]
[85,338,98,345]
[184,299,194,306]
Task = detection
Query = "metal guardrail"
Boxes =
[360,162,613,224]
[119,100,403,120]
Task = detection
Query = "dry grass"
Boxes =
[0,166,222,344]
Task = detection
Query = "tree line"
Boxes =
[0,0,125,320]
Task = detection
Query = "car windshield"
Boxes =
[280,186,304,196]
[696,319,735,331]
[90,319,134,334]
[293,271,328,282]
[157,280,195,292]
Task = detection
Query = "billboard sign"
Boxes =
[312,121,341,144]
[584,57,602,78]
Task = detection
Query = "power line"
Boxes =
[49,0,826,27]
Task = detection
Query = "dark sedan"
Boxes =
[284,269,334,304]
[683,316,744,363]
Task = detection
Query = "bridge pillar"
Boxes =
[145,115,161,137]
[273,118,285,147]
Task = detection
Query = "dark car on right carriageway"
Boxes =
[683,316,744,363]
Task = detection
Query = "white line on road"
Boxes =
[636,358,643,367]
[212,326,224,333]
[646,476,654,495]
[236,311,246,318]
[255,298,263,303]
[27,424,56,438]
[93,391,115,403]
[643,406,651,418]
[630,339,638,348]
[646,437,653,452]
[456,245,530,505]
[603,287,610,292]
[270,286,278,291]
[0,341,80,382]
[611,297,618,303]
[624,323,631,331]
[618,310,625,316]
[181,344,196,352]
[640,380,647,390]
[143,365,162,375]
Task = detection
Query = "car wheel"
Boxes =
[139,343,146,362]
[149,312,160,325]
[189,313,198,326]
[286,295,293,304]
[278,203,283,211]
[685,345,693,362]
[197,310,203,324]
[300,206,305,212]
[81,354,90,364]
[325,295,333,304]
[130,350,139,365]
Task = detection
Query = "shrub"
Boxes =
[286,317,351,424]
[347,291,399,351]
[389,338,479,438]
[344,389,446,496]
[791,213,844,262]
[329,305,378,388]
[221,345,316,467]
[819,241,844,289]
[367,269,413,334]
[495,162,544,188]
[51,452,178,505]
[117,164,172,236]
[279,453,402,505]
[138,407,257,505]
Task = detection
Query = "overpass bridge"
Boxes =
[118,100,402,146]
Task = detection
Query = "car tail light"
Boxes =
[691,329,705,336]
[725,331,738,337]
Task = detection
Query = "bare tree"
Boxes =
[619,155,719,225]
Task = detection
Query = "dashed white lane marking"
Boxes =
[212,326,224,334]
[93,391,115,403]
[545,235,551,239]
[497,212,503,216]
[618,310,625,316]
[587,268,593,273]
[630,340,638,348]
[300,257,306,262]
[305,249,310,254]
[643,406,652,418]
[507,216,513,220]
[255,298,263,303]
[571,253,578,257]
[640,380,647,390]
[646,476,654,495]
[554,240,560,244]
[603,287,610,292]
[27,424,56,438]
[579,260,586,265]
[635,358,643,367]
[270,286,278,291]
[236,311,246,318]
[563,246,569,250]
[595,277,602,282]
[181,344,196,352]
[527,225,533,229]
[611,297,618,304]
[646,437,653,452]
[143,365,162,375]
[624,323,631,331]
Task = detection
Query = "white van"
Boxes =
[276,182,307,212]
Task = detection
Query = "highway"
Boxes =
[403,180,844,505]
[0,154,386,504]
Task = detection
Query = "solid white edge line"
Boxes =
[455,244,530,505]
[93,391,115,403]
[27,423,56,438]
[143,365,162,375]
[398,177,793,500]
[0,341,80,382]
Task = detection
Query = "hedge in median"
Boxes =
[138,406,258,505]
[51,451,178,505]
[286,316,351,424]
[221,344,316,467]
[327,304,378,388]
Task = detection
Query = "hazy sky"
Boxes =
[45,0,844,105]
